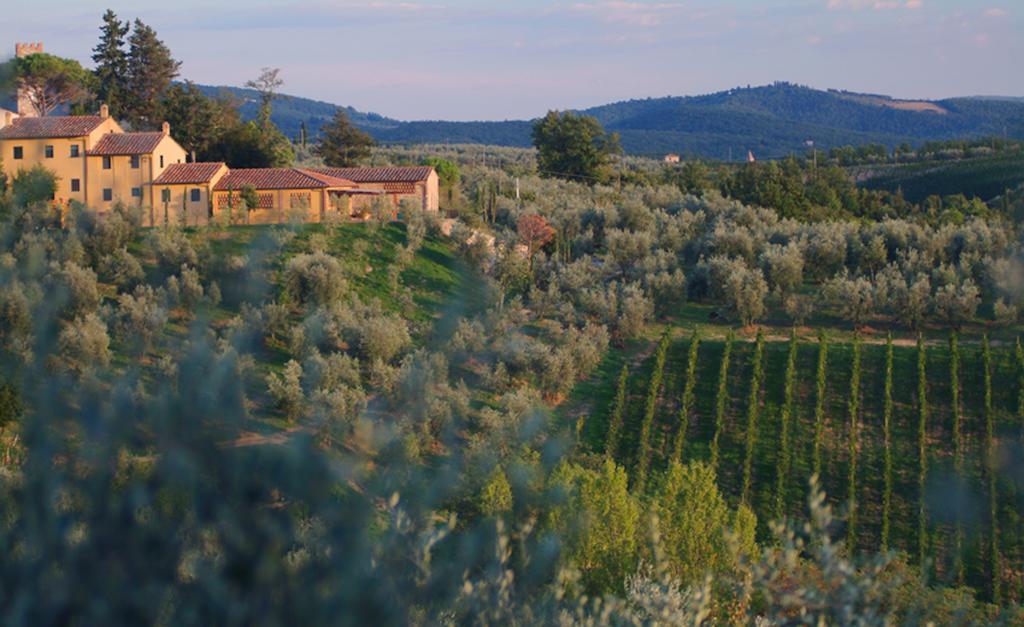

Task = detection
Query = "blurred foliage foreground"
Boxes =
[0,198,1019,625]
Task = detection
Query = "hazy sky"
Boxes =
[2,0,1020,120]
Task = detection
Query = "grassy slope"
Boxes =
[123,222,468,432]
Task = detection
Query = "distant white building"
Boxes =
[664,153,681,163]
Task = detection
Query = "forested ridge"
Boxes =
[202,82,1024,159]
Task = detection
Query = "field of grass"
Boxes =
[859,150,1024,203]
[570,324,1024,602]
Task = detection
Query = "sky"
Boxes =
[2,0,1021,121]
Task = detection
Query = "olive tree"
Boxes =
[934,279,980,329]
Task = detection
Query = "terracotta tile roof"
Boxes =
[154,162,226,185]
[213,168,356,191]
[311,166,434,184]
[88,132,166,156]
[0,115,105,139]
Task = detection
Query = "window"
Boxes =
[12,146,22,160]
[190,189,201,202]
[44,145,54,159]
[71,179,80,192]
[161,189,171,203]
[159,155,164,168]
[102,188,113,202]
[102,156,112,170]
[131,187,142,198]
[70,145,80,158]
[130,155,140,169]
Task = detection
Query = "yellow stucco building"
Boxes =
[0,106,188,225]
[2,42,440,226]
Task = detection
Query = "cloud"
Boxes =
[570,1,685,27]
[826,0,922,11]
[983,8,1008,18]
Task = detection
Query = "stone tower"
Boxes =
[15,42,44,117]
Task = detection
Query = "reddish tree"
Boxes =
[517,214,555,270]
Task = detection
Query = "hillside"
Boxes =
[204,82,1024,160]
[860,150,1024,203]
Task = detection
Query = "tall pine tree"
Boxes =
[316,110,375,167]
[125,19,180,128]
[91,9,129,117]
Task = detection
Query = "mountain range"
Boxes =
[184,82,1024,160]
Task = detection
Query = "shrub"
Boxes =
[353,315,412,364]
[12,164,58,207]
[654,461,757,586]
[993,298,1019,326]
[635,332,670,489]
[70,205,137,267]
[774,329,798,521]
[982,336,1002,603]
[54,262,100,320]
[178,265,205,315]
[57,313,111,372]
[604,365,629,462]
[882,334,894,551]
[282,252,347,307]
[950,332,964,580]
[101,247,144,289]
[710,331,734,471]
[916,334,928,567]
[847,334,862,547]
[670,331,700,465]
[934,279,980,329]
[740,331,765,505]
[812,331,829,478]
[150,228,199,272]
[824,273,875,327]
[114,285,168,355]
[784,293,814,326]
[479,467,513,516]
[266,360,305,422]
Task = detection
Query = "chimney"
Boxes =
[162,121,170,135]
[15,42,44,118]
[3,111,12,128]
[99,104,109,119]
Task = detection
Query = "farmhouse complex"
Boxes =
[0,44,439,226]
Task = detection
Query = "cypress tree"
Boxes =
[91,9,129,117]
[604,364,629,462]
[670,330,701,465]
[950,332,964,582]
[882,333,894,551]
[983,336,1001,604]
[847,334,862,548]
[812,331,829,479]
[125,19,181,128]
[635,332,670,489]
[774,328,798,521]
[741,331,765,505]
[710,331,735,471]
[916,334,928,569]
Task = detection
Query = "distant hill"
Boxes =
[199,82,1024,160]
